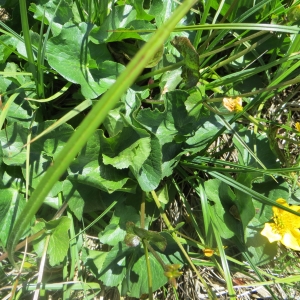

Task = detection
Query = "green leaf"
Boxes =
[0,35,19,64]
[156,182,170,204]
[136,90,194,178]
[234,129,280,169]
[245,178,289,265]
[184,114,223,154]
[62,180,85,220]
[158,67,182,93]
[128,0,155,21]
[0,65,34,128]
[102,102,126,136]
[0,172,27,246]
[98,243,132,287]
[69,162,135,194]
[204,179,242,240]
[126,222,167,251]
[84,248,108,278]
[47,22,124,99]
[131,134,162,191]
[252,177,290,218]
[234,173,255,241]
[101,125,151,170]
[26,121,74,188]
[47,217,71,266]
[63,179,127,220]
[99,205,142,246]
[171,36,199,88]
[32,217,71,266]
[29,0,74,36]
[31,221,46,256]
[148,0,178,27]
[0,123,27,166]
[0,121,74,170]
[97,232,183,297]
[33,122,75,155]
[185,84,207,120]
[90,5,156,43]
[128,247,169,297]
[245,216,277,266]
[68,130,136,194]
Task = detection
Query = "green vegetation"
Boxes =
[0,0,300,299]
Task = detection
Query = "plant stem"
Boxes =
[142,239,153,300]
[140,192,146,229]
[150,190,216,299]
[19,0,38,93]
[144,239,167,271]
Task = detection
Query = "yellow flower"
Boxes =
[164,264,183,288]
[295,122,300,132]
[261,198,300,251]
[164,264,182,278]
[223,97,243,113]
[203,248,214,257]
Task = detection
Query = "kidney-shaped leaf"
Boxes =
[205,179,241,239]
[47,22,124,98]
[29,0,74,36]
[32,217,71,266]
[0,181,27,246]
[101,125,151,170]
[90,5,156,43]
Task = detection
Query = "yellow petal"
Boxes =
[273,198,300,229]
[203,248,214,257]
[223,97,243,112]
[287,210,300,228]
[276,198,288,206]
[272,198,288,215]
[281,229,300,251]
[261,223,281,243]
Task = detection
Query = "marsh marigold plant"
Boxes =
[261,198,300,251]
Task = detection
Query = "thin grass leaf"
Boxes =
[241,251,279,299]
[25,282,101,291]
[207,52,300,89]
[19,0,37,85]
[24,98,92,146]
[25,82,72,102]
[216,114,270,172]
[0,21,27,43]
[63,212,77,300]
[207,171,300,217]
[193,0,212,47]
[211,221,236,299]
[172,177,205,244]
[0,93,18,130]
[174,23,300,33]
[182,156,300,175]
